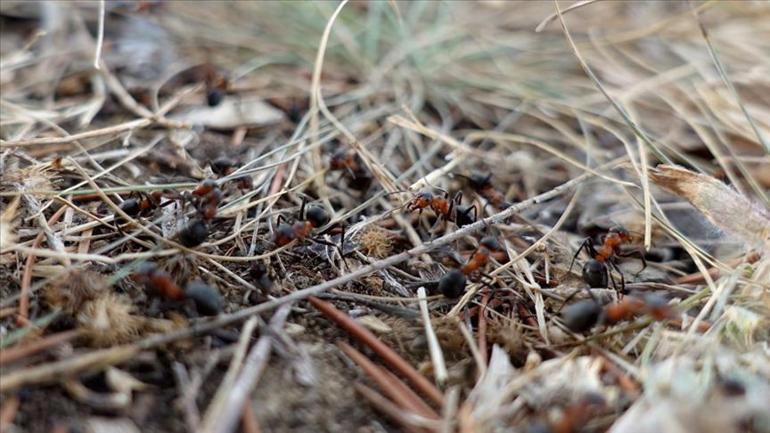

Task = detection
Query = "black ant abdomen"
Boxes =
[210,157,237,176]
[249,262,273,291]
[184,280,223,315]
[305,205,330,228]
[561,299,602,333]
[119,198,141,217]
[582,259,608,288]
[207,89,224,107]
[178,218,209,247]
[438,269,467,298]
[454,204,476,227]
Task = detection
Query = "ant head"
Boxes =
[305,205,330,227]
[134,261,158,277]
[608,226,630,240]
[416,191,434,201]
[210,157,236,176]
[468,172,492,189]
[438,269,467,298]
[479,236,502,252]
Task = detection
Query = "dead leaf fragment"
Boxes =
[648,165,770,252]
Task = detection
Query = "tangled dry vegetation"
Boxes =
[1,1,769,433]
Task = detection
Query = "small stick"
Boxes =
[477,292,490,366]
[310,297,445,406]
[339,342,439,420]
[93,0,105,70]
[241,402,261,433]
[18,205,67,324]
[417,287,447,386]
[354,383,431,433]
[0,395,20,431]
[0,329,82,366]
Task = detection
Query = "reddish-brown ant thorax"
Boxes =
[132,262,185,301]
[273,223,296,246]
[193,179,219,196]
[329,151,356,171]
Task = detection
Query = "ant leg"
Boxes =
[276,214,287,226]
[568,238,592,274]
[619,247,647,277]
[606,260,627,295]
[310,235,349,271]
[298,196,307,221]
[556,285,598,313]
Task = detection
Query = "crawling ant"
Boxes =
[132,263,222,315]
[116,191,164,221]
[569,226,646,294]
[560,293,674,333]
[273,202,331,247]
[328,150,373,192]
[184,280,223,315]
[191,179,223,221]
[132,262,184,301]
[438,236,503,298]
[273,200,350,268]
[406,189,477,229]
[457,172,511,210]
[208,159,254,191]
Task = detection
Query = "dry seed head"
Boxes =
[77,293,142,347]
[43,269,108,313]
[1,163,60,194]
[0,197,20,251]
[358,226,392,258]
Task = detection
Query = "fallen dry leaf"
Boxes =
[648,165,770,252]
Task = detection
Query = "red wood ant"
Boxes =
[457,172,511,210]
[117,191,164,221]
[132,263,222,315]
[191,179,223,221]
[406,189,477,229]
[328,150,373,192]
[438,236,503,298]
[568,226,646,294]
[273,202,331,247]
[560,293,674,333]
[132,262,185,301]
[273,200,351,268]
